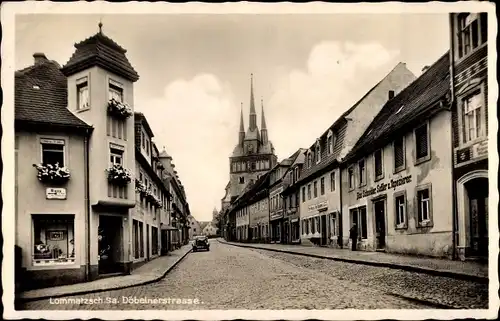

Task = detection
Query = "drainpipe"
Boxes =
[449,13,458,260]
[338,161,343,249]
[84,128,91,281]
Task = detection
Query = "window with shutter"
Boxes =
[374,149,383,178]
[415,124,429,160]
[394,137,405,171]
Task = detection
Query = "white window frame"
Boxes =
[108,78,124,102]
[327,131,333,155]
[76,76,90,111]
[110,145,125,166]
[40,138,66,167]
[394,191,407,229]
[462,90,485,143]
[330,171,336,192]
[358,158,366,187]
[315,140,321,164]
[456,13,487,61]
[348,166,355,190]
[320,177,325,195]
[416,184,433,228]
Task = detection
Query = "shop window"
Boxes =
[394,192,407,229]
[350,207,367,239]
[330,213,337,236]
[313,181,318,198]
[320,177,325,195]
[415,122,430,163]
[152,227,158,255]
[374,149,384,180]
[330,171,336,192]
[417,185,433,227]
[393,136,405,172]
[76,77,89,110]
[315,216,320,234]
[32,214,75,265]
[41,139,65,167]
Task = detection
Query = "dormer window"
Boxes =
[307,152,313,168]
[76,77,89,110]
[327,130,336,155]
[109,79,123,102]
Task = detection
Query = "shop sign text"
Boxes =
[356,175,412,200]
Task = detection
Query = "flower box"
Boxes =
[33,163,70,185]
[135,179,147,197]
[107,98,133,119]
[145,189,163,208]
[106,164,132,186]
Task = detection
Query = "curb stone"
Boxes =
[218,240,487,284]
[17,248,192,303]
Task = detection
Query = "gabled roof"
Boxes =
[134,112,155,138]
[345,52,450,163]
[61,29,139,82]
[15,58,92,131]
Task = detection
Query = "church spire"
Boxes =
[249,73,257,130]
[239,102,245,145]
[261,98,268,144]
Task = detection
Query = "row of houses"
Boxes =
[221,12,489,261]
[14,25,191,290]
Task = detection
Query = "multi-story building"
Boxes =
[133,113,170,266]
[269,151,302,243]
[449,12,489,261]
[233,173,271,242]
[15,54,94,289]
[281,148,307,244]
[295,62,416,247]
[188,215,202,239]
[341,52,454,257]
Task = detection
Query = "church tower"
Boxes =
[229,74,278,199]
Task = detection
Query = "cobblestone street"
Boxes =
[20,242,443,310]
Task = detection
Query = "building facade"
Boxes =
[202,222,219,237]
[341,52,453,258]
[295,62,416,248]
[449,12,489,261]
[281,149,307,244]
[15,54,94,289]
[188,215,202,239]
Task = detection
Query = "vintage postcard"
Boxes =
[1,1,498,320]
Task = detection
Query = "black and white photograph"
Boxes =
[1,1,498,320]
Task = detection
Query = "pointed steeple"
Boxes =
[238,102,245,145]
[261,98,268,144]
[249,73,257,130]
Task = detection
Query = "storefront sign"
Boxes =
[46,187,67,200]
[456,139,488,165]
[356,175,412,200]
[472,140,488,158]
[40,138,64,145]
[308,201,328,212]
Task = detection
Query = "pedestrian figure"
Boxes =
[349,223,358,251]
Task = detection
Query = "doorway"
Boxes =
[466,178,488,258]
[320,215,327,246]
[373,200,386,250]
[146,224,150,261]
[98,215,123,274]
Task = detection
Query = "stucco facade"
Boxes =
[341,110,454,258]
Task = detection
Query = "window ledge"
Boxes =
[415,155,431,166]
[33,259,76,266]
[417,220,433,228]
[393,166,405,175]
[395,223,407,230]
[374,174,384,182]
[76,107,91,113]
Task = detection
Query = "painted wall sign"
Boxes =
[356,175,412,200]
[40,138,64,145]
[308,201,328,212]
[456,139,488,165]
[472,139,488,158]
[46,187,67,200]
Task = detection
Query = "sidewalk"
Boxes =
[219,239,488,283]
[18,245,192,302]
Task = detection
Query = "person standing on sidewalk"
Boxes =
[349,224,358,251]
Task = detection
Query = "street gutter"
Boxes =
[218,240,488,284]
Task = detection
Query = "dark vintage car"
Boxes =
[192,236,210,252]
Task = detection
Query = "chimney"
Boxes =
[422,65,430,74]
[33,53,48,65]
[388,90,395,100]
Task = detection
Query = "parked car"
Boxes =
[192,235,210,252]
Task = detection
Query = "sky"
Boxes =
[15,13,450,222]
